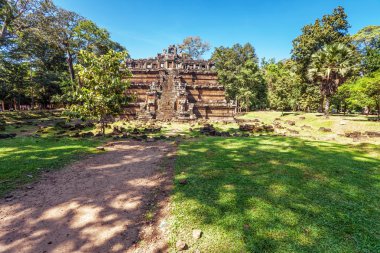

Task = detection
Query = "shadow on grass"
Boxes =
[172,136,380,253]
[0,140,173,253]
[0,137,100,196]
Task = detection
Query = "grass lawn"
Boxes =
[172,137,380,252]
[0,137,100,196]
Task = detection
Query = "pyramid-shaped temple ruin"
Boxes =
[125,45,236,121]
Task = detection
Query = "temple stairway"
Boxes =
[156,70,177,120]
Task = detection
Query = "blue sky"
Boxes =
[54,0,380,60]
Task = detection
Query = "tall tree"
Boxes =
[263,59,302,113]
[67,50,131,134]
[27,2,83,82]
[308,43,357,116]
[178,36,210,59]
[292,6,351,80]
[73,20,125,55]
[340,70,380,118]
[0,0,44,43]
[353,26,380,74]
[212,43,266,111]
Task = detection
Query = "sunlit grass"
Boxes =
[0,137,100,196]
[171,137,380,252]
[238,111,380,144]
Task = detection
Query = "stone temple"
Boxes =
[125,45,236,121]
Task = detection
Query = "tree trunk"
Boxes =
[31,96,34,110]
[324,96,330,118]
[13,97,17,111]
[318,96,324,113]
[0,100,4,111]
[67,51,75,82]
[343,103,347,115]
[17,94,21,110]
[102,121,105,136]
[30,68,34,110]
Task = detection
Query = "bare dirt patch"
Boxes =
[0,140,175,253]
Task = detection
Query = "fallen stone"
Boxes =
[85,122,95,128]
[146,137,155,142]
[285,120,296,126]
[80,132,94,138]
[54,121,71,129]
[318,127,332,132]
[176,240,188,251]
[70,132,80,138]
[0,133,16,139]
[288,129,299,134]
[239,124,255,131]
[96,146,105,151]
[365,131,380,137]
[192,229,202,239]
[345,131,361,138]
[299,116,306,120]
[220,131,231,137]
[200,124,217,135]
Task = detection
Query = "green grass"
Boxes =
[0,137,100,196]
[172,137,380,252]
[237,111,380,144]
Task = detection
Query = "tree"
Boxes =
[292,6,351,81]
[67,50,131,135]
[307,43,357,116]
[73,20,125,55]
[25,2,126,82]
[178,36,210,59]
[26,2,83,82]
[341,71,380,118]
[0,0,44,43]
[212,43,266,111]
[353,26,380,74]
[352,26,380,45]
[263,60,302,113]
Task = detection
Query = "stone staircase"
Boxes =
[156,70,177,120]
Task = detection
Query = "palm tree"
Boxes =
[308,43,356,116]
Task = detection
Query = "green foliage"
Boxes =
[352,25,380,45]
[263,60,302,111]
[353,26,380,74]
[73,19,125,55]
[340,70,380,117]
[308,43,357,115]
[212,43,266,110]
[0,0,125,110]
[0,0,44,43]
[172,137,380,252]
[292,6,352,80]
[67,50,131,134]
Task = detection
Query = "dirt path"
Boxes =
[0,140,175,253]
